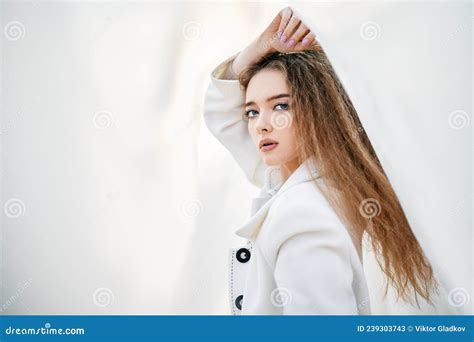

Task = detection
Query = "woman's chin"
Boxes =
[261,155,281,166]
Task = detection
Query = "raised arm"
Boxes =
[203,7,319,188]
[231,6,318,75]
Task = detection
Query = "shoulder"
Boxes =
[257,178,352,265]
[268,177,342,234]
[276,177,332,209]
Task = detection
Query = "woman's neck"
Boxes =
[279,158,301,182]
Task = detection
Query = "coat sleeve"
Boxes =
[203,52,265,188]
[260,188,360,315]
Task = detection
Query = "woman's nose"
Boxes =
[255,112,273,133]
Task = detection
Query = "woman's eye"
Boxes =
[245,109,258,119]
[274,103,289,111]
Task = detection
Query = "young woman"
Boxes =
[204,7,437,315]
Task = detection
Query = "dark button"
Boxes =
[235,295,243,310]
[236,248,251,263]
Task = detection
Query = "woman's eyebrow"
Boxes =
[245,93,290,107]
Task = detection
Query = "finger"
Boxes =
[267,8,282,34]
[291,23,310,46]
[292,33,316,51]
[300,31,317,48]
[281,16,301,48]
[278,6,293,38]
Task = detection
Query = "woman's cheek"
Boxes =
[281,129,298,156]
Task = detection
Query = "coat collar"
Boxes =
[235,157,320,240]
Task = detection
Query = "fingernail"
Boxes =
[302,37,309,46]
[287,39,295,48]
[280,34,287,44]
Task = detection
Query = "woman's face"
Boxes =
[245,69,299,171]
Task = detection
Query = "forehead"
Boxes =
[246,69,288,102]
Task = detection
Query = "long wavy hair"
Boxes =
[238,45,438,306]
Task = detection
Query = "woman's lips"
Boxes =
[260,143,279,152]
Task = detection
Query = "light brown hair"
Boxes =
[239,45,438,306]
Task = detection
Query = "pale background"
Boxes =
[1,0,471,315]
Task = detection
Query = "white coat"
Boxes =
[203,52,372,315]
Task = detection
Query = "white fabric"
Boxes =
[231,158,371,314]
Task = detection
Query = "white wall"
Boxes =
[1,0,471,315]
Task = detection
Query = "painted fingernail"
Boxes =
[287,39,295,48]
[280,34,287,44]
[302,37,309,46]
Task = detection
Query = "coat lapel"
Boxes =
[235,157,320,240]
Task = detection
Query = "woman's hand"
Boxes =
[231,6,318,76]
[260,6,318,54]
